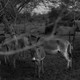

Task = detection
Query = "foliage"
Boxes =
[0,0,80,57]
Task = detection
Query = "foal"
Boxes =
[32,46,46,78]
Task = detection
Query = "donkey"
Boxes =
[30,34,73,78]
[42,35,73,68]
[32,46,46,78]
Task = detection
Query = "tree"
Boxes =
[0,0,80,56]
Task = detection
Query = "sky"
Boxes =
[31,1,61,15]
[17,0,61,15]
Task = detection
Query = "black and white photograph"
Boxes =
[0,0,80,80]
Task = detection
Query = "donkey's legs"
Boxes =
[62,51,72,68]
[0,61,1,64]
[41,60,44,73]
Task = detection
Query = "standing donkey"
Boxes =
[32,34,73,78]
[32,46,46,78]
[41,34,73,68]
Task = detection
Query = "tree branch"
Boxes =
[0,33,29,47]
[0,40,43,55]
[48,8,72,35]
[0,0,10,14]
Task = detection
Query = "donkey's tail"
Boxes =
[67,41,73,68]
[69,42,73,54]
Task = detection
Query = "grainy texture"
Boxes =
[0,23,80,80]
